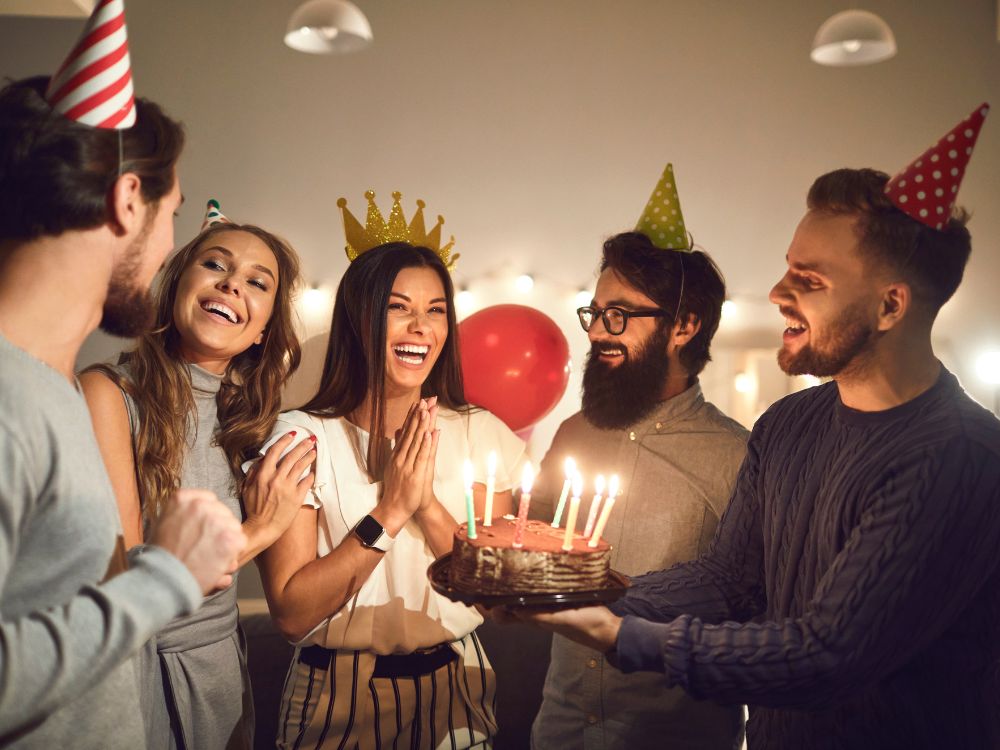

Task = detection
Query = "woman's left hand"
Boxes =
[408,396,458,558]
[419,396,441,512]
[241,431,318,561]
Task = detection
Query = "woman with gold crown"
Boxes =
[257,191,526,748]
[81,201,316,749]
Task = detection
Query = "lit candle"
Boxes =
[483,451,497,527]
[551,457,576,527]
[561,471,584,552]
[582,474,606,538]
[512,462,534,548]
[464,459,476,539]
[588,474,619,547]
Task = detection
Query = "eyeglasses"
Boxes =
[576,306,669,335]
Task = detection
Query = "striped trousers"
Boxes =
[277,632,497,749]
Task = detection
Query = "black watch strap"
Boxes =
[354,514,393,552]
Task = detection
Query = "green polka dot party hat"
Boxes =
[635,163,692,251]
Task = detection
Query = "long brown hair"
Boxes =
[301,243,467,481]
[88,223,302,517]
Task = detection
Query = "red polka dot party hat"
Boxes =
[884,103,989,230]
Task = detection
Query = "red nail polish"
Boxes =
[288,430,297,437]
[309,435,318,443]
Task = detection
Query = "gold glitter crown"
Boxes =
[337,190,459,272]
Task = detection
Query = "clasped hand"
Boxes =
[378,397,441,534]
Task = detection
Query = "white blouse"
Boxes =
[263,406,527,655]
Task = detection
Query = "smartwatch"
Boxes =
[354,514,394,552]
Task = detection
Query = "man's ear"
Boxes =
[108,173,144,236]
[877,283,910,331]
[670,313,701,351]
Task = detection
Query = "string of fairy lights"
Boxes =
[294,269,1000,418]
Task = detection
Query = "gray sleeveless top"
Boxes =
[117,362,253,750]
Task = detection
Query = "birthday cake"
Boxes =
[449,515,612,595]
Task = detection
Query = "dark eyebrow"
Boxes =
[601,298,649,309]
[252,264,276,281]
[389,292,447,305]
[200,246,276,281]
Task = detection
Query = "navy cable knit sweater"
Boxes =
[610,368,1000,749]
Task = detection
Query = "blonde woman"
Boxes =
[81,216,315,749]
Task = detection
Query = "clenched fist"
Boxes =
[149,489,248,594]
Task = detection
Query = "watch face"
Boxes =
[355,515,384,546]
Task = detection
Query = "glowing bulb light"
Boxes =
[456,289,474,315]
[515,274,534,293]
[284,0,373,54]
[976,351,1000,385]
[301,286,327,311]
[734,372,755,394]
[811,9,896,67]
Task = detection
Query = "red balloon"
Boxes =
[458,304,571,432]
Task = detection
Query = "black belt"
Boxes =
[299,643,458,678]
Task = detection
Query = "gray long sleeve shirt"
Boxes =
[529,382,748,750]
[0,333,202,748]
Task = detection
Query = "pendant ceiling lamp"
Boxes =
[284,0,373,55]
[811,9,896,66]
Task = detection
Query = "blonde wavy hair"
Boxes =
[89,223,302,518]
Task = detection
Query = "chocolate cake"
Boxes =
[449,515,611,595]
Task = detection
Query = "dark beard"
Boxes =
[581,325,671,430]
[99,228,156,338]
[777,300,876,377]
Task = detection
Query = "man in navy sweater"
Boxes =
[514,106,999,749]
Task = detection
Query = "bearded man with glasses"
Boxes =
[528,219,749,750]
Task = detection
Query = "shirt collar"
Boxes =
[186,362,224,396]
[626,379,705,433]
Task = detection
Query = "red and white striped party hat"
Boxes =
[44,0,136,129]
[201,199,232,231]
[884,103,989,230]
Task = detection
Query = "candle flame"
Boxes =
[487,451,497,477]
[608,474,619,498]
[564,456,576,478]
[594,474,606,495]
[464,459,474,489]
[521,462,534,494]
[571,470,584,498]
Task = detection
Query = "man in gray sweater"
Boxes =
[529,228,748,749]
[0,75,247,747]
